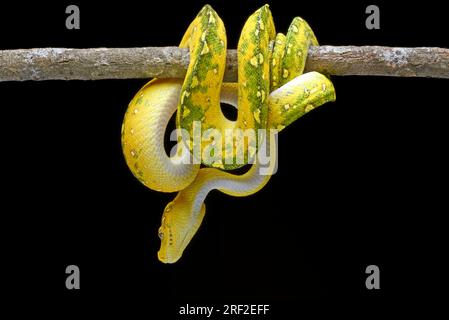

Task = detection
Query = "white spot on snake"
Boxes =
[130,149,138,158]
[254,109,261,124]
[258,53,264,64]
[201,31,207,41]
[304,88,310,97]
[250,56,258,67]
[305,104,315,113]
[200,41,210,55]
[213,68,218,74]
[181,90,190,104]
[272,58,276,67]
[283,69,289,78]
[133,108,139,114]
[284,104,290,110]
[259,20,265,30]
[292,25,299,33]
[191,76,199,88]
[130,128,134,135]
[208,12,216,24]
[255,29,259,37]
[322,83,326,92]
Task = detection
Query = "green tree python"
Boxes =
[121,5,336,263]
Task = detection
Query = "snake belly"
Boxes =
[121,5,336,263]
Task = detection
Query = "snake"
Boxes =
[121,4,336,263]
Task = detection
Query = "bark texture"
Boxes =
[0,46,448,82]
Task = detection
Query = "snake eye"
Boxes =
[158,228,164,240]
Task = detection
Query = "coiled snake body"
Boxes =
[121,5,336,263]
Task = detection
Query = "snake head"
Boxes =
[157,194,206,263]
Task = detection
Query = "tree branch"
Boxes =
[0,46,448,82]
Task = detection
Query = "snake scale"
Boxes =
[121,4,336,263]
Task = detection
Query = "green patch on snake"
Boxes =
[179,103,206,132]
[238,39,249,56]
[248,25,263,44]
[188,40,221,85]
[280,21,302,84]
[182,20,223,93]
[280,81,335,127]
[242,58,269,127]
[197,4,209,16]
[189,55,211,83]
[199,9,225,55]
[198,85,211,94]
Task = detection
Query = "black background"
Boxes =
[2,0,448,317]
